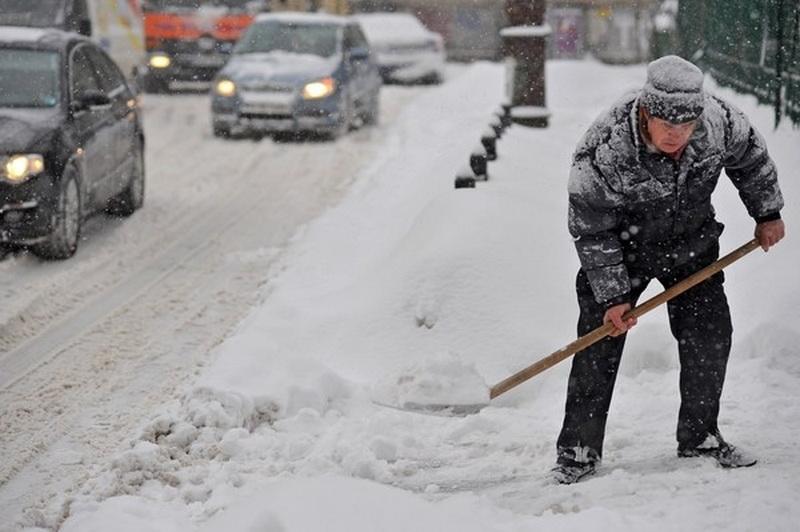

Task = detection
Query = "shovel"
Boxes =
[389,238,761,416]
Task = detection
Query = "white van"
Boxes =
[0,0,145,78]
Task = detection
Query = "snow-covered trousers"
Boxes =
[556,242,733,463]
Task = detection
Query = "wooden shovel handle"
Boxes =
[489,238,760,400]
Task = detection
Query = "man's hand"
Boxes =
[604,303,637,337]
[755,219,785,251]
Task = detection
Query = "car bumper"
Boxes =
[145,54,228,82]
[213,113,343,134]
[211,92,346,134]
[376,51,445,82]
[0,176,56,244]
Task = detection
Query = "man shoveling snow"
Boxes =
[555,55,786,484]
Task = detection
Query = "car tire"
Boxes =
[33,166,81,260]
[107,138,145,216]
[143,73,169,94]
[213,123,231,138]
[424,72,443,85]
[363,92,380,126]
[328,92,352,139]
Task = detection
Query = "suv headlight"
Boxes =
[149,53,171,69]
[214,78,237,97]
[302,77,336,99]
[2,154,45,184]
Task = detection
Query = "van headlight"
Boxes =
[302,77,336,99]
[149,53,171,69]
[214,78,237,97]
[2,154,45,184]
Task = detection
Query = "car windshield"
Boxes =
[235,21,340,57]
[0,0,65,27]
[0,49,61,108]
[142,0,253,9]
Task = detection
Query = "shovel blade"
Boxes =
[405,402,487,416]
[374,400,488,417]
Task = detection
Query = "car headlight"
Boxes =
[214,78,237,97]
[302,77,336,99]
[149,54,171,69]
[2,154,45,184]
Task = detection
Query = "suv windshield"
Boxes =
[0,49,61,108]
[235,22,340,57]
[142,0,254,9]
[0,0,65,27]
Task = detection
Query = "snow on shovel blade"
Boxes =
[395,401,488,417]
[371,352,490,416]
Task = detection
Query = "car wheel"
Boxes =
[143,73,169,94]
[363,92,380,126]
[107,139,145,216]
[424,72,443,85]
[329,92,352,139]
[33,166,81,260]
[213,123,231,138]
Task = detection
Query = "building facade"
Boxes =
[271,0,350,15]
[349,0,657,63]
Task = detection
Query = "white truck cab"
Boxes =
[0,0,145,79]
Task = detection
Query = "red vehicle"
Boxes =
[140,0,267,92]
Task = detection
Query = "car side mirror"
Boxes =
[78,19,92,37]
[348,47,370,61]
[71,90,111,112]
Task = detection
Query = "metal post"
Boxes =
[501,0,550,128]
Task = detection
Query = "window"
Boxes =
[69,0,89,20]
[0,49,61,107]
[143,0,253,9]
[84,46,126,95]
[0,0,65,28]
[235,21,340,57]
[66,0,91,35]
[70,46,102,101]
[347,25,369,50]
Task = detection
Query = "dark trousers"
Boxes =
[556,244,733,463]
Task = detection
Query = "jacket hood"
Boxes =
[0,108,61,153]
[221,52,339,88]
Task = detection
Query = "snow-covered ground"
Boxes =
[7,59,800,531]
[0,73,432,527]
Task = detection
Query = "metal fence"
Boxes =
[676,0,800,127]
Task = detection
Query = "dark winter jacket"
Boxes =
[568,91,784,305]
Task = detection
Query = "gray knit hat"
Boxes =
[640,55,705,123]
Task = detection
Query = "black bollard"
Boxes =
[470,146,489,181]
[490,116,504,138]
[481,129,498,160]
[496,106,512,129]
[454,167,476,189]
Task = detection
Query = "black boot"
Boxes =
[551,458,597,484]
[551,447,599,484]
[678,432,757,468]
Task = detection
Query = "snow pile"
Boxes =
[57,60,800,532]
[61,496,193,532]
[371,351,490,409]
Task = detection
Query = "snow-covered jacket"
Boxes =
[568,91,783,305]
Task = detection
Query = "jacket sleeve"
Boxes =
[568,146,630,305]
[720,99,784,219]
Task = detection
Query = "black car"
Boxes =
[0,26,144,259]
